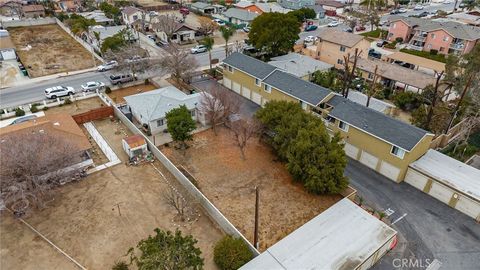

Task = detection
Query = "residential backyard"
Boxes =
[0,117,223,269]
[7,24,99,78]
[161,127,342,251]
[107,83,157,104]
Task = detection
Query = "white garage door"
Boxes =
[359,151,379,170]
[251,92,262,105]
[429,182,453,204]
[232,82,241,94]
[379,161,401,182]
[344,143,359,159]
[223,78,231,89]
[242,87,251,99]
[405,169,429,191]
[455,196,479,220]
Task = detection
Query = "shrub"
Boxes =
[393,92,420,111]
[399,48,446,63]
[63,98,72,105]
[395,37,404,43]
[15,108,25,117]
[112,261,129,270]
[430,49,438,55]
[214,236,253,270]
[30,104,39,113]
[42,106,49,111]
[384,41,397,49]
[144,79,149,85]
[105,86,112,94]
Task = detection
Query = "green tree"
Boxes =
[166,105,197,148]
[99,2,121,23]
[287,8,316,22]
[127,228,204,270]
[201,36,215,72]
[219,26,235,58]
[312,69,338,89]
[249,13,300,57]
[66,14,96,36]
[101,32,126,52]
[214,236,253,270]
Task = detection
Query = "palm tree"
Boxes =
[201,36,215,72]
[219,26,235,57]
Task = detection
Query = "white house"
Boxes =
[84,25,137,52]
[122,6,144,25]
[123,86,205,135]
[151,16,196,44]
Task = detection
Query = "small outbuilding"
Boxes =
[122,134,148,159]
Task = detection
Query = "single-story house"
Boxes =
[277,0,315,10]
[85,25,138,52]
[309,4,326,19]
[0,30,16,61]
[54,0,80,12]
[123,86,205,135]
[221,8,258,26]
[269,52,333,80]
[152,17,196,44]
[234,1,291,14]
[21,4,45,18]
[241,198,397,269]
[405,149,480,221]
[122,6,144,25]
[316,0,345,15]
[79,10,114,25]
[190,2,216,14]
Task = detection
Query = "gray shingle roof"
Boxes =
[269,52,333,78]
[263,70,331,106]
[223,52,277,79]
[328,97,430,151]
[222,8,259,22]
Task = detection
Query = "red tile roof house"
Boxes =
[387,16,480,55]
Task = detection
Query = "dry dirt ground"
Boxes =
[162,127,342,251]
[44,97,106,116]
[7,24,99,78]
[108,83,157,104]
[0,118,223,269]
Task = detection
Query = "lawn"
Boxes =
[161,127,342,251]
[7,24,100,78]
[360,29,387,39]
[0,118,223,269]
[400,48,447,63]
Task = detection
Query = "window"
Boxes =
[392,23,396,29]
[431,33,436,39]
[337,59,344,65]
[443,36,449,42]
[264,84,271,93]
[391,146,405,159]
[338,121,349,131]
[157,119,164,127]
[228,65,233,72]
[439,47,445,52]
[255,78,260,86]
[368,72,374,79]
[340,46,346,52]
[190,110,196,117]
[427,44,432,49]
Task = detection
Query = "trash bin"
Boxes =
[21,69,28,76]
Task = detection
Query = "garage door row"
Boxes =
[345,143,401,182]
[223,78,267,106]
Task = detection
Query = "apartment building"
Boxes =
[387,17,480,55]
[222,53,434,182]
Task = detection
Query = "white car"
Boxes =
[414,5,424,10]
[212,19,225,26]
[96,61,118,72]
[398,8,407,13]
[190,45,207,54]
[45,86,75,99]
[443,0,453,3]
[304,35,317,43]
[81,81,105,92]
[327,20,339,27]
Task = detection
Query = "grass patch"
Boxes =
[360,29,387,38]
[399,48,447,63]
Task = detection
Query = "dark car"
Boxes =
[390,9,400,15]
[304,25,318,31]
[368,48,382,59]
[355,25,366,31]
[343,28,353,33]
[418,11,429,17]
[376,40,388,47]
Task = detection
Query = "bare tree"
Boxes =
[151,14,180,42]
[229,118,261,160]
[342,48,362,98]
[197,16,218,37]
[104,43,162,78]
[366,65,380,107]
[200,87,241,135]
[163,188,188,221]
[160,44,199,83]
[0,132,84,216]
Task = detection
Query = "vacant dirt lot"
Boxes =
[8,24,99,78]
[162,127,342,251]
[0,118,223,269]
[44,97,106,116]
[108,83,157,104]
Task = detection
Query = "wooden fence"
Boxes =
[430,118,467,149]
[72,106,114,124]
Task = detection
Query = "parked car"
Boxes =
[398,8,407,13]
[327,20,339,27]
[9,115,37,126]
[109,74,134,85]
[96,61,118,72]
[390,9,400,14]
[212,18,225,26]
[180,7,189,15]
[44,86,75,99]
[305,25,318,31]
[376,40,388,47]
[304,35,317,43]
[190,45,207,54]
[147,34,155,40]
[414,4,424,10]
[156,40,168,47]
[355,25,366,31]
[443,0,453,3]
[368,48,382,59]
[343,28,353,33]
[243,26,251,33]
[417,11,429,17]
[81,81,105,92]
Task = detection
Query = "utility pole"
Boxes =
[254,186,259,249]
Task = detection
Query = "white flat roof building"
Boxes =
[241,198,397,270]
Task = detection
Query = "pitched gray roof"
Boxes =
[191,2,213,9]
[223,52,277,79]
[263,70,331,106]
[269,53,333,77]
[328,97,430,151]
[222,8,259,22]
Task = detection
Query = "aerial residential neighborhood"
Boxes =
[0,0,479,269]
